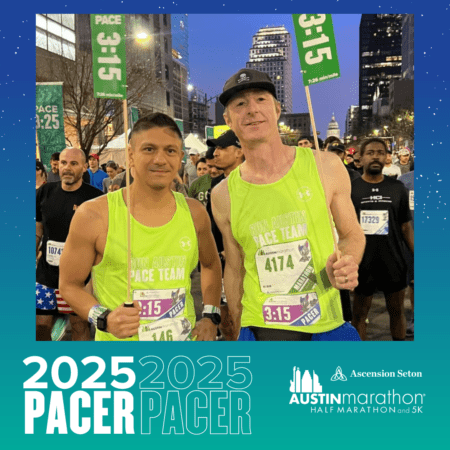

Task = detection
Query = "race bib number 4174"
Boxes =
[255,240,317,294]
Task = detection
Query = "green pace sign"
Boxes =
[36,83,66,169]
[90,14,127,99]
[292,14,340,86]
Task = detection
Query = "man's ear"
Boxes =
[127,144,134,168]
[224,110,233,130]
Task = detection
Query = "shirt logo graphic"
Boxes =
[179,237,192,251]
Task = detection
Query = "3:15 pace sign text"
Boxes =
[292,14,340,86]
[90,14,127,99]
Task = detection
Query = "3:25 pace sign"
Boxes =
[24,355,252,435]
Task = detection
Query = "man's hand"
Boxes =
[326,253,359,291]
[191,318,218,341]
[106,301,142,339]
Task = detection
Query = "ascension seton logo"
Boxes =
[331,366,347,381]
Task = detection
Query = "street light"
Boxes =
[135,32,151,45]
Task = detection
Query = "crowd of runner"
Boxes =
[36,68,414,342]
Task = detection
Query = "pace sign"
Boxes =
[90,14,127,99]
[292,14,340,86]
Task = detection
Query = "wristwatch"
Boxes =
[202,305,221,325]
[88,305,111,331]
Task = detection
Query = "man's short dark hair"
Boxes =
[359,137,388,156]
[50,152,60,161]
[298,136,312,143]
[196,157,207,168]
[129,113,183,143]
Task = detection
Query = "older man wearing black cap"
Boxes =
[211,68,366,342]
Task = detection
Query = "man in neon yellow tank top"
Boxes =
[212,68,366,341]
[60,113,222,341]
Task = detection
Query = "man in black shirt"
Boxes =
[350,138,414,341]
[36,148,103,340]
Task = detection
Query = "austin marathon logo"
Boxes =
[289,366,322,393]
[288,366,424,414]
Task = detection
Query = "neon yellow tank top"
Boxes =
[227,147,344,333]
[92,190,198,341]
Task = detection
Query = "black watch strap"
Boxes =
[97,309,112,332]
[202,312,221,325]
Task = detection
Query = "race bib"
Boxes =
[138,317,192,341]
[409,191,414,211]
[255,240,317,295]
[262,293,320,327]
[133,288,186,320]
[360,210,389,235]
[46,240,65,266]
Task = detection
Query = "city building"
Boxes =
[171,14,190,78]
[36,14,175,149]
[246,25,292,113]
[326,113,340,139]
[389,79,414,112]
[401,14,414,80]
[172,58,189,134]
[188,86,209,139]
[345,105,359,142]
[359,14,403,128]
[279,113,311,137]
[214,101,226,126]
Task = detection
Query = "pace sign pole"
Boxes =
[91,14,133,306]
[292,13,341,257]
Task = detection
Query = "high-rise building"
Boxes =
[345,105,359,141]
[172,58,189,134]
[171,14,190,78]
[188,86,209,139]
[359,14,403,127]
[401,14,414,80]
[246,25,292,113]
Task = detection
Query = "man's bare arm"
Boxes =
[187,198,222,341]
[401,221,414,255]
[212,180,245,341]
[36,222,44,258]
[59,198,141,339]
[316,151,366,290]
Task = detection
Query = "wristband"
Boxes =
[88,304,110,328]
[202,305,221,325]
[202,305,221,316]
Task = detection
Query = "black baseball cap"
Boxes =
[328,143,345,153]
[205,147,216,159]
[219,68,277,107]
[206,129,241,149]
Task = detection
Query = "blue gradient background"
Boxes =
[0,0,448,447]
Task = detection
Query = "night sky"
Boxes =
[189,14,362,139]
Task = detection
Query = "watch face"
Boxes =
[97,312,109,331]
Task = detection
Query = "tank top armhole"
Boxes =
[93,190,118,270]
[175,192,199,263]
